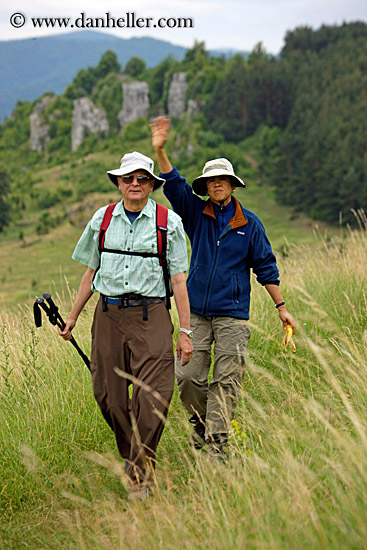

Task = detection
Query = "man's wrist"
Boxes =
[179,327,193,338]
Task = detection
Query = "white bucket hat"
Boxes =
[107,151,165,191]
[192,158,246,196]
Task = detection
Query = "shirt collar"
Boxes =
[113,198,155,220]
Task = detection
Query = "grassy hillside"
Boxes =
[0,213,366,549]
[1,24,365,230]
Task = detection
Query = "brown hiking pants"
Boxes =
[175,313,251,438]
[90,299,174,488]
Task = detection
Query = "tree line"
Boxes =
[202,22,367,223]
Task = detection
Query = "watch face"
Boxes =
[180,329,193,338]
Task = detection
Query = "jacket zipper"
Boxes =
[202,205,231,315]
[203,237,221,315]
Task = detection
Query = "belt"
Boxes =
[101,296,163,307]
[100,294,163,321]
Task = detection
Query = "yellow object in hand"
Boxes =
[282,324,296,352]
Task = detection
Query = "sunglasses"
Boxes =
[121,174,152,185]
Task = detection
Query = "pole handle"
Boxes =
[33,292,91,370]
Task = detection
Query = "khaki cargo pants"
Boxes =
[175,312,251,438]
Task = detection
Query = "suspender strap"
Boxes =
[156,203,168,265]
[156,203,171,310]
[93,204,119,288]
[98,202,118,251]
[101,249,164,259]
[142,297,148,321]
[101,294,108,312]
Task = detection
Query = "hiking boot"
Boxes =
[189,414,206,449]
[127,487,151,502]
[207,433,228,463]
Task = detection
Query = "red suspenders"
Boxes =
[97,202,171,310]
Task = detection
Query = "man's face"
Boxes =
[118,170,154,207]
[206,175,234,205]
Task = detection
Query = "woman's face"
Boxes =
[206,175,234,205]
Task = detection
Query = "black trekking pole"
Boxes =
[33,292,114,431]
[33,292,90,370]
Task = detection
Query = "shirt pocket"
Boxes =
[134,240,161,281]
[99,252,126,287]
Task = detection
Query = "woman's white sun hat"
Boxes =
[192,158,246,196]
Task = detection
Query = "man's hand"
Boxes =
[176,332,193,366]
[57,266,94,341]
[278,307,296,333]
[58,318,76,341]
[150,116,170,150]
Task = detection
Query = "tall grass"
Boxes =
[1,216,366,549]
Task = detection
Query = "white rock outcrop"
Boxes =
[187,99,201,117]
[167,73,187,117]
[71,97,109,152]
[30,96,55,151]
[118,81,150,130]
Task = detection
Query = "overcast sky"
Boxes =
[1,0,366,54]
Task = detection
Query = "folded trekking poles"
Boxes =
[33,293,114,431]
[33,292,90,370]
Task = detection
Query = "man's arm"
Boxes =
[59,266,95,340]
[170,272,193,366]
[150,116,173,173]
[265,283,295,333]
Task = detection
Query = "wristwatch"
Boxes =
[179,327,193,338]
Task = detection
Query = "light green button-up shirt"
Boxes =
[72,198,188,297]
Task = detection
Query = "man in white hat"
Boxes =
[150,118,295,461]
[59,151,193,499]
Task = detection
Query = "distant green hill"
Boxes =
[0,31,187,119]
[0,30,250,120]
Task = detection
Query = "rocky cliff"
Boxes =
[29,71,201,152]
[71,97,109,152]
[29,96,55,151]
[167,73,187,117]
[118,81,150,130]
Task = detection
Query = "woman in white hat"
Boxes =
[151,117,295,461]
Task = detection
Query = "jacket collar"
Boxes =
[202,197,248,229]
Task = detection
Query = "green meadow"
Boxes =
[1,172,366,547]
[1,25,366,546]
[0,135,365,549]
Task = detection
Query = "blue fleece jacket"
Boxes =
[161,167,280,320]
